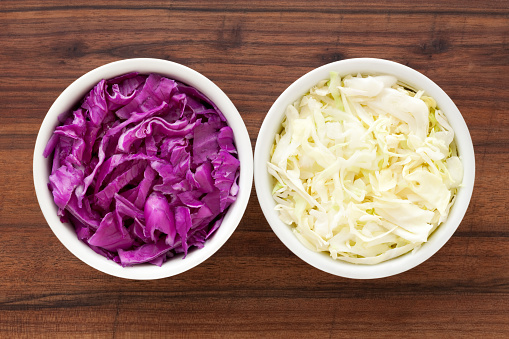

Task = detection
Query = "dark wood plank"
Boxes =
[0,0,508,337]
[0,1,508,14]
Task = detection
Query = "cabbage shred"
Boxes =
[269,73,463,264]
[45,73,240,267]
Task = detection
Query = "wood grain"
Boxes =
[0,1,508,337]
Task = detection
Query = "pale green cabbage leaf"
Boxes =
[269,73,463,264]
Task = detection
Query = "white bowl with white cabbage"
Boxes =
[254,58,474,279]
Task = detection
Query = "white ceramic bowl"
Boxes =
[33,58,253,280]
[254,58,475,279]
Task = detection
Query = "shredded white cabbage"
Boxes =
[269,73,463,265]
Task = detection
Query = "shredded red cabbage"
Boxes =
[44,73,240,267]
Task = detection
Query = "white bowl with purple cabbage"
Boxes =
[33,58,253,280]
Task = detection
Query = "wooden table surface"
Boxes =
[1,1,508,337]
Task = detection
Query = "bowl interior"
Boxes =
[33,58,253,280]
[254,58,475,279]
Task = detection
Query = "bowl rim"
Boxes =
[254,57,475,279]
[33,58,253,280]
